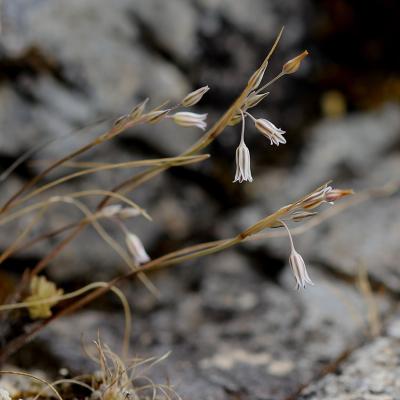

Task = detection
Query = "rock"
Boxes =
[23,250,391,399]
[132,0,199,64]
[1,0,190,157]
[299,330,400,399]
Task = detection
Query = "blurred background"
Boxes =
[0,1,399,399]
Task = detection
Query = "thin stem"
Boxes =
[278,219,295,250]
[245,111,257,123]
[8,154,209,212]
[255,71,285,95]
[0,371,63,400]
[239,109,245,143]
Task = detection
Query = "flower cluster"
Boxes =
[231,50,309,183]
[277,184,352,290]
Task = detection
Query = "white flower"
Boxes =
[280,220,313,290]
[171,112,208,131]
[289,249,314,290]
[181,86,210,107]
[100,204,123,218]
[233,110,253,183]
[254,118,286,146]
[125,233,150,265]
[234,141,253,183]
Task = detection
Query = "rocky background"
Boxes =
[0,0,400,399]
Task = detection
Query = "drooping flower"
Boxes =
[280,220,313,290]
[125,232,150,265]
[233,111,253,183]
[289,249,314,290]
[254,117,286,146]
[234,141,253,183]
[171,112,208,131]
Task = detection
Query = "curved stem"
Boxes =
[239,109,246,143]
[278,219,295,251]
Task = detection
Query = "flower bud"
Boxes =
[325,188,354,203]
[171,112,207,130]
[228,113,242,126]
[129,98,149,120]
[248,64,267,89]
[290,210,317,222]
[125,232,150,264]
[282,50,309,75]
[243,92,270,110]
[145,109,170,124]
[299,185,332,210]
[100,204,123,218]
[181,86,210,107]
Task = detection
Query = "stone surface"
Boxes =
[25,251,391,399]
[299,318,400,399]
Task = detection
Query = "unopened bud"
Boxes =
[300,185,332,210]
[228,113,243,126]
[290,210,317,222]
[145,109,170,124]
[129,98,149,120]
[282,50,309,75]
[181,86,210,107]
[171,111,207,130]
[248,64,267,89]
[100,204,123,218]
[243,92,270,110]
[113,114,129,128]
[325,188,354,203]
[125,232,150,264]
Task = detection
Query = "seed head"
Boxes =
[171,111,208,130]
[254,118,286,146]
[282,50,309,75]
[181,86,210,107]
[125,232,150,265]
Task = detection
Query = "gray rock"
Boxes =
[29,251,391,399]
[1,0,190,157]
[299,332,400,399]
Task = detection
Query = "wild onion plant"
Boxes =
[0,29,353,397]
